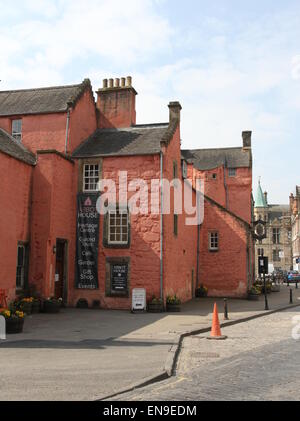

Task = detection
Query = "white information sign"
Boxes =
[132,288,146,312]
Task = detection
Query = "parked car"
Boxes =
[287,271,300,283]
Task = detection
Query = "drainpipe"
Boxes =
[64,107,71,154]
[160,150,164,301]
[223,160,229,209]
[196,222,201,289]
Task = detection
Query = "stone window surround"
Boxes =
[83,163,100,192]
[209,231,219,252]
[105,256,131,298]
[12,118,22,142]
[108,208,129,245]
[77,158,102,194]
[228,168,237,177]
[103,204,131,249]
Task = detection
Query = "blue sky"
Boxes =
[1,0,299,203]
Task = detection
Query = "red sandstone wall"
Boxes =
[69,154,162,310]
[68,89,97,153]
[226,167,252,224]
[96,89,136,129]
[194,166,227,208]
[0,89,97,155]
[193,165,252,224]
[29,153,75,298]
[162,126,198,303]
[0,153,33,301]
[0,113,67,153]
[199,199,249,298]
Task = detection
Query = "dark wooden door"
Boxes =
[55,240,66,300]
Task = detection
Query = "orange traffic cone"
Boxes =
[207,303,227,340]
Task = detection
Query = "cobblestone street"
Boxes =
[111,307,300,401]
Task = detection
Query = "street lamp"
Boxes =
[254,219,269,311]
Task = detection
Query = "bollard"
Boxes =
[290,289,293,304]
[224,298,229,320]
[296,283,298,290]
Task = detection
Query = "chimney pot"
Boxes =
[109,78,114,88]
[121,77,126,87]
[126,76,132,87]
[264,191,268,205]
[103,79,108,89]
[242,131,252,149]
[115,78,120,88]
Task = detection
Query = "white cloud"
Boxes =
[0,0,172,88]
[291,55,300,80]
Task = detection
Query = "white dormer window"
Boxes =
[83,164,99,192]
[12,119,22,142]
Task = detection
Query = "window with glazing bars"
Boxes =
[108,210,129,245]
[83,164,99,192]
[209,232,219,251]
[12,119,22,142]
[272,228,280,244]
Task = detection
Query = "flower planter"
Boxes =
[31,300,41,314]
[6,317,25,334]
[247,294,260,301]
[43,300,61,314]
[166,303,181,312]
[148,302,164,313]
[19,302,32,315]
[271,285,281,293]
[195,291,208,298]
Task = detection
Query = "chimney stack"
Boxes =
[168,101,182,122]
[242,131,252,149]
[96,76,137,129]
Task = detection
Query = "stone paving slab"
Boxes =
[112,307,300,401]
[0,285,299,400]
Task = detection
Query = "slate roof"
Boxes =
[0,128,36,165]
[268,204,290,221]
[181,147,251,171]
[72,124,169,158]
[0,79,92,116]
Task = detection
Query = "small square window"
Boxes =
[212,173,217,180]
[228,168,236,177]
[12,119,22,142]
[209,232,219,251]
